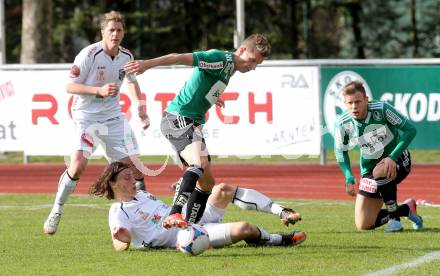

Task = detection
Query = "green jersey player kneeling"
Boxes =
[334,81,423,232]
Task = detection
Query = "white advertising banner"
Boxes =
[0,66,320,157]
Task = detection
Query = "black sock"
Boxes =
[245,228,262,246]
[185,187,210,224]
[377,182,399,220]
[373,209,390,228]
[396,204,410,217]
[169,166,203,215]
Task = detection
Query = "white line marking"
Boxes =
[366,251,440,276]
[0,203,111,210]
[276,200,351,206]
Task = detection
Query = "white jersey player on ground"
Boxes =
[43,11,150,235]
[89,162,306,251]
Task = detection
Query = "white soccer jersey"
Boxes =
[108,191,180,249]
[68,41,137,121]
[109,191,231,249]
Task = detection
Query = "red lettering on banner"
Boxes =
[154,93,175,113]
[32,92,274,125]
[32,94,59,124]
[248,92,273,124]
[216,92,239,124]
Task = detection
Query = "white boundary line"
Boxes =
[0,203,111,210]
[366,251,440,276]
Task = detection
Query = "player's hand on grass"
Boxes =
[345,181,357,197]
[98,83,118,97]
[125,60,146,75]
[112,227,132,243]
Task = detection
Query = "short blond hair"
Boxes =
[100,11,125,30]
[241,34,272,57]
[342,81,366,97]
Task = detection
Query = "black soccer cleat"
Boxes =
[281,231,307,247]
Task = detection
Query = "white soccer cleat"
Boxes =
[384,218,403,233]
[43,213,62,235]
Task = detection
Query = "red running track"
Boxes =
[0,163,439,202]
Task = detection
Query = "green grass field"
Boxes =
[1,194,439,275]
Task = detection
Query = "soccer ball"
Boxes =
[176,224,210,256]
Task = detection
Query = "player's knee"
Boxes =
[68,163,86,179]
[373,162,386,179]
[199,156,211,171]
[198,175,215,191]
[236,222,257,237]
[212,183,234,201]
[355,218,374,231]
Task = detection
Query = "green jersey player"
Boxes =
[125,34,300,230]
[334,81,423,232]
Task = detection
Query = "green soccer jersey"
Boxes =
[334,101,417,184]
[166,49,236,124]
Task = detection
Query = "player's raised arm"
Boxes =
[124,53,193,75]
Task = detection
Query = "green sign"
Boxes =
[321,66,440,149]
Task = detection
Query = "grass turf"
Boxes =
[1,194,439,275]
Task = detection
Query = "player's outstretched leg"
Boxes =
[244,226,306,247]
[403,198,423,230]
[232,186,302,226]
[162,165,203,229]
[43,170,78,235]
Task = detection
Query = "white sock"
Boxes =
[51,170,77,214]
[258,228,282,245]
[268,234,283,245]
[270,203,284,217]
[233,187,273,213]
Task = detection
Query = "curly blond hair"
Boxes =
[241,34,272,57]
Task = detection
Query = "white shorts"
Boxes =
[198,202,232,248]
[74,116,139,162]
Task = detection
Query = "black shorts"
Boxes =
[358,150,411,198]
[160,112,211,166]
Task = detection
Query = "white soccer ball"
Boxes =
[176,224,210,256]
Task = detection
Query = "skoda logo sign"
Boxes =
[323,71,372,136]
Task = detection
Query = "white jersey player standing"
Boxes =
[43,11,150,235]
[89,162,306,251]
